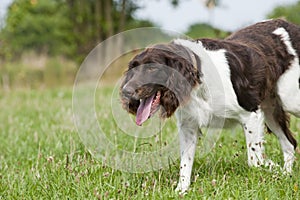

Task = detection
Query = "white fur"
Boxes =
[273,27,300,117]
[174,114,198,193]
[273,27,297,56]
[277,61,300,117]
[240,109,266,167]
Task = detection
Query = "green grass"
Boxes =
[0,87,300,199]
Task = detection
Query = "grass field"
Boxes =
[1,87,300,199]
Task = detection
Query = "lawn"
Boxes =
[0,87,299,199]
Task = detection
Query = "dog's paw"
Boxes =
[175,183,189,195]
[264,159,280,171]
[248,158,280,171]
[283,163,293,174]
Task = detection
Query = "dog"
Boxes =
[120,19,300,193]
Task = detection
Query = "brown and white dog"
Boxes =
[120,19,300,193]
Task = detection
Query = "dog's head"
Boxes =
[120,42,201,126]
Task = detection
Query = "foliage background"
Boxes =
[0,0,299,89]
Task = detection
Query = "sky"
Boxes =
[135,0,298,32]
[0,0,298,32]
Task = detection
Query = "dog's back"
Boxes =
[227,19,300,56]
[195,19,300,113]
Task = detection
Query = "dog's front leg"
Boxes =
[175,123,198,194]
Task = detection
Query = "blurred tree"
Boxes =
[185,23,229,39]
[0,0,75,60]
[0,0,154,62]
[267,1,300,25]
[204,0,219,9]
[0,0,225,62]
[66,0,151,60]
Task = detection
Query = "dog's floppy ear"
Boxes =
[159,48,201,117]
[165,66,191,104]
[164,47,201,103]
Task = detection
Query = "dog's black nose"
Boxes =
[122,85,135,97]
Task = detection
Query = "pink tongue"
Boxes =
[136,94,155,126]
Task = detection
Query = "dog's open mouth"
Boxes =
[136,91,161,126]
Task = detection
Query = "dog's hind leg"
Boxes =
[240,109,267,168]
[175,118,198,194]
[262,99,297,173]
